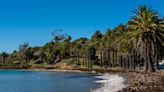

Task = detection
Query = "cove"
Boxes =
[0,70,100,92]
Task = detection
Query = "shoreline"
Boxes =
[27,68,128,92]
[0,68,129,92]
[26,68,164,92]
[0,68,164,92]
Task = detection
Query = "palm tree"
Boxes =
[2,52,8,68]
[128,5,164,72]
[87,46,96,69]
[104,30,111,66]
[91,30,102,49]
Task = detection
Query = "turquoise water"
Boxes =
[0,70,100,92]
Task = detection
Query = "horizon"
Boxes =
[0,0,164,53]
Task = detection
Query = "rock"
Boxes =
[120,72,164,92]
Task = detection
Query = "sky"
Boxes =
[0,0,163,53]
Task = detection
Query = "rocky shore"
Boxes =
[121,71,164,92]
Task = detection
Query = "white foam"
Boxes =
[92,73,127,92]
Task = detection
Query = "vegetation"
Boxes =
[0,5,164,72]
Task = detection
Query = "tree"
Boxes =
[19,43,29,65]
[64,36,72,43]
[91,30,102,41]
[91,30,102,48]
[1,52,8,67]
[52,29,67,43]
[87,46,96,69]
[101,29,112,68]
[25,48,33,63]
[128,5,164,72]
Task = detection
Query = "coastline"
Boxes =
[1,68,164,92]
[0,67,129,92]
[27,68,164,92]
[27,68,128,92]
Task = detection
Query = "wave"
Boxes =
[92,73,127,92]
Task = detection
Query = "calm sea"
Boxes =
[0,70,101,92]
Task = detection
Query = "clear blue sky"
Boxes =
[0,0,163,53]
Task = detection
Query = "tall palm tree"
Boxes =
[128,5,164,72]
[99,29,113,68]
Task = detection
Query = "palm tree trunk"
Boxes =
[127,55,129,69]
[154,45,159,70]
[154,56,159,70]
[108,50,111,67]
[144,56,148,72]
[144,43,148,72]
[129,54,132,70]
[107,48,109,67]
[112,50,115,67]
[100,49,103,68]
[147,43,155,72]
[104,49,107,69]
[132,53,136,70]
[123,57,126,69]
[3,57,6,68]
[83,53,85,65]
[90,58,92,69]
[78,51,80,64]
[85,52,88,67]
[115,50,117,66]
[119,56,121,67]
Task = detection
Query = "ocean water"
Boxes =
[0,70,100,92]
[0,70,126,92]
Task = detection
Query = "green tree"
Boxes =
[1,52,8,68]
[89,46,97,68]
[128,5,164,72]
[91,30,102,48]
